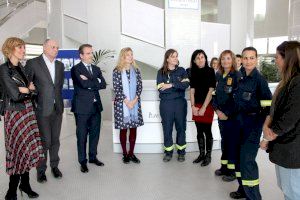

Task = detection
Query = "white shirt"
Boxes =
[42,54,55,83]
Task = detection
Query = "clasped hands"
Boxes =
[124,98,138,110]
[192,106,207,117]
[260,125,277,150]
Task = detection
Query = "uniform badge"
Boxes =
[227,77,233,86]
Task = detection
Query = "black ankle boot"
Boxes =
[193,153,205,164]
[201,152,212,166]
[19,172,39,198]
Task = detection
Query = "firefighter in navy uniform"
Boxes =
[156,49,189,162]
[230,47,272,200]
[212,50,241,182]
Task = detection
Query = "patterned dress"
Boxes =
[4,100,44,175]
[113,68,144,129]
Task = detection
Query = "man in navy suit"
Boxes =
[71,44,106,173]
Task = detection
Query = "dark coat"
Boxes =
[0,61,33,111]
[71,62,106,114]
[25,55,65,116]
[269,75,300,168]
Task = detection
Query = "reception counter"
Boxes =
[112,80,221,153]
[112,80,278,153]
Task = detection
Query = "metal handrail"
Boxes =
[0,0,45,27]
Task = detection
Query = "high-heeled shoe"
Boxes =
[19,185,39,198]
[5,193,17,200]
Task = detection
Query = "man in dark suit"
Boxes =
[25,39,64,183]
[71,44,106,173]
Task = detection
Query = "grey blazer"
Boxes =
[25,54,64,116]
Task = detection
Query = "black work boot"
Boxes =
[163,152,173,162]
[215,164,228,176]
[222,169,236,182]
[230,186,246,199]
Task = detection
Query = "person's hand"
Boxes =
[198,106,206,116]
[28,82,35,91]
[18,87,30,94]
[260,140,269,150]
[192,106,199,116]
[216,110,228,120]
[131,97,138,106]
[263,126,277,141]
[124,99,134,109]
[160,83,173,91]
[80,75,88,80]
[126,101,134,109]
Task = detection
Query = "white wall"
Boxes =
[165,1,202,68]
[62,0,88,22]
[87,0,121,120]
[288,0,300,40]
[230,0,254,54]
[47,0,63,45]
[201,22,231,59]
[63,15,88,44]
[0,1,47,46]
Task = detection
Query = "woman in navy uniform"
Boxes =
[230,47,272,200]
[212,50,240,182]
[189,49,216,166]
[157,49,189,162]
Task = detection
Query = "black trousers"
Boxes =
[195,122,213,154]
[74,104,101,165]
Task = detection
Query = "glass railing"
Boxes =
[0,0,45,26]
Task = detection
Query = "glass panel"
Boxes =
[253,38,268,54]
[201,0,230,24]
[268,36,288,54]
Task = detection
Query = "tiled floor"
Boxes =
[0,113,284,200]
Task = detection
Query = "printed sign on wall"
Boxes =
[168,0,199,9]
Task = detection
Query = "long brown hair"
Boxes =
[160,49,178,74]
[218,50,237,75]
[273,41,300,99]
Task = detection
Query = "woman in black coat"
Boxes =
[260,41,300,200]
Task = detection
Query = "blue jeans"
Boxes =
[276,165,300,200]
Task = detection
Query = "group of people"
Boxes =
[0,36,299,200]
[0,38,107,200]
[154,44,300,200]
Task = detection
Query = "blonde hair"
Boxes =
[115,47,138,71]
[2,37,25,58]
